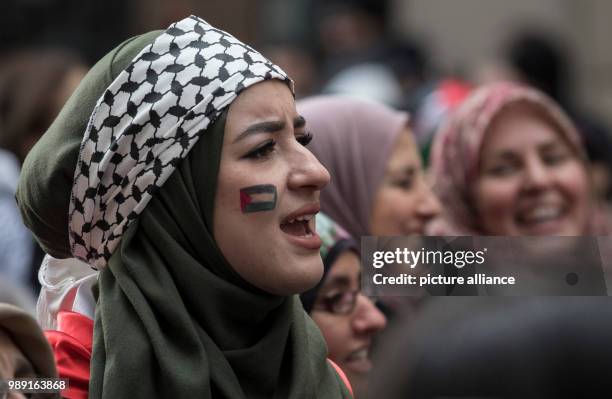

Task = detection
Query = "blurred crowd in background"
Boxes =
[3,0,612,298]
[2,0,612,398]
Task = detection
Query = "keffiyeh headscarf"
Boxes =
[69,16,291,269]
[17,16,351,399]
[297,96,409,240]
[427,81,606,235]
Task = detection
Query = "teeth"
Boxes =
[286,214,314,224]
[520,206,562,223]
[350,348,368,361]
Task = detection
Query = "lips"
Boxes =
[280,203,321,249]
[344,346,372,374]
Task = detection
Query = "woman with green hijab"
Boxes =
[16,15,351,398]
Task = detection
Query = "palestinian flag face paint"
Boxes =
[240,184,278,213]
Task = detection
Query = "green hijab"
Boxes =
[17,16,350,399]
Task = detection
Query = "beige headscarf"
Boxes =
[0,303,57,378]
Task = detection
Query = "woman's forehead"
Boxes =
[387,129,420,171]
[483,103,568,151]
[326,251,360,283]
[231,80,295,115]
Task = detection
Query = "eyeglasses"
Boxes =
[313,289,359,315]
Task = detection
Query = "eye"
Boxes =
[244,139,276,159]
[390,168,417,191]
[485,162,519,177]
[296,131,313,146]
[542,150,570,166]
[315,290,358,315]
[392,177,414,190]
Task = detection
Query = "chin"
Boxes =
[344,371,368,397]
[268,258,324,295]
[293,260,325,293]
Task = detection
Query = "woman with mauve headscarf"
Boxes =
[297,96,441,356]
[297,96,441,240]
[16,15,352,399]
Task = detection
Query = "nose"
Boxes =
[351,294,387,336]
[287,146,331,191]
[415,179,441,221]
[523,156,553,192]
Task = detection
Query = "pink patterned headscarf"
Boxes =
[428,81,604,235]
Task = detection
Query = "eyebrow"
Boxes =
[233,115,306,143]
[540,140,570,152]
[480,152,518,170]
[487,140,565,161]
[488,151,518,161]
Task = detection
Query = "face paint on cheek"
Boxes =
[240,184,278,213]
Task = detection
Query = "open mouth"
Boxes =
[280,214,315,237]
[344,347,372,373]
[280,203,322,250]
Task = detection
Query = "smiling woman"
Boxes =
[16,15,351,399]
[475,102,590,235]
[428,81,610,236]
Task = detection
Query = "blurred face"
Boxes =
[319,10,380,54]
[370,128,441,235]
[0,330,34,399]
[214,80,330,295]
[474,104,591,235]
[21,65,88,161]
[311,251,387,395]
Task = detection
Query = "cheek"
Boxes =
[371,189,416,233]
[311,314,352,358]
[213,169,278,277]
[216,163,245,211]
[214,174,248,238]
[474,178,520,222]
[215,165,280,229]
[558,163,590,203]
[214,163,322,294]
[557,163,592,224]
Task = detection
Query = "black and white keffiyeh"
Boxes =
[69,15,292,269]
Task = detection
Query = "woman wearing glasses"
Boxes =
[301,213,387,399]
